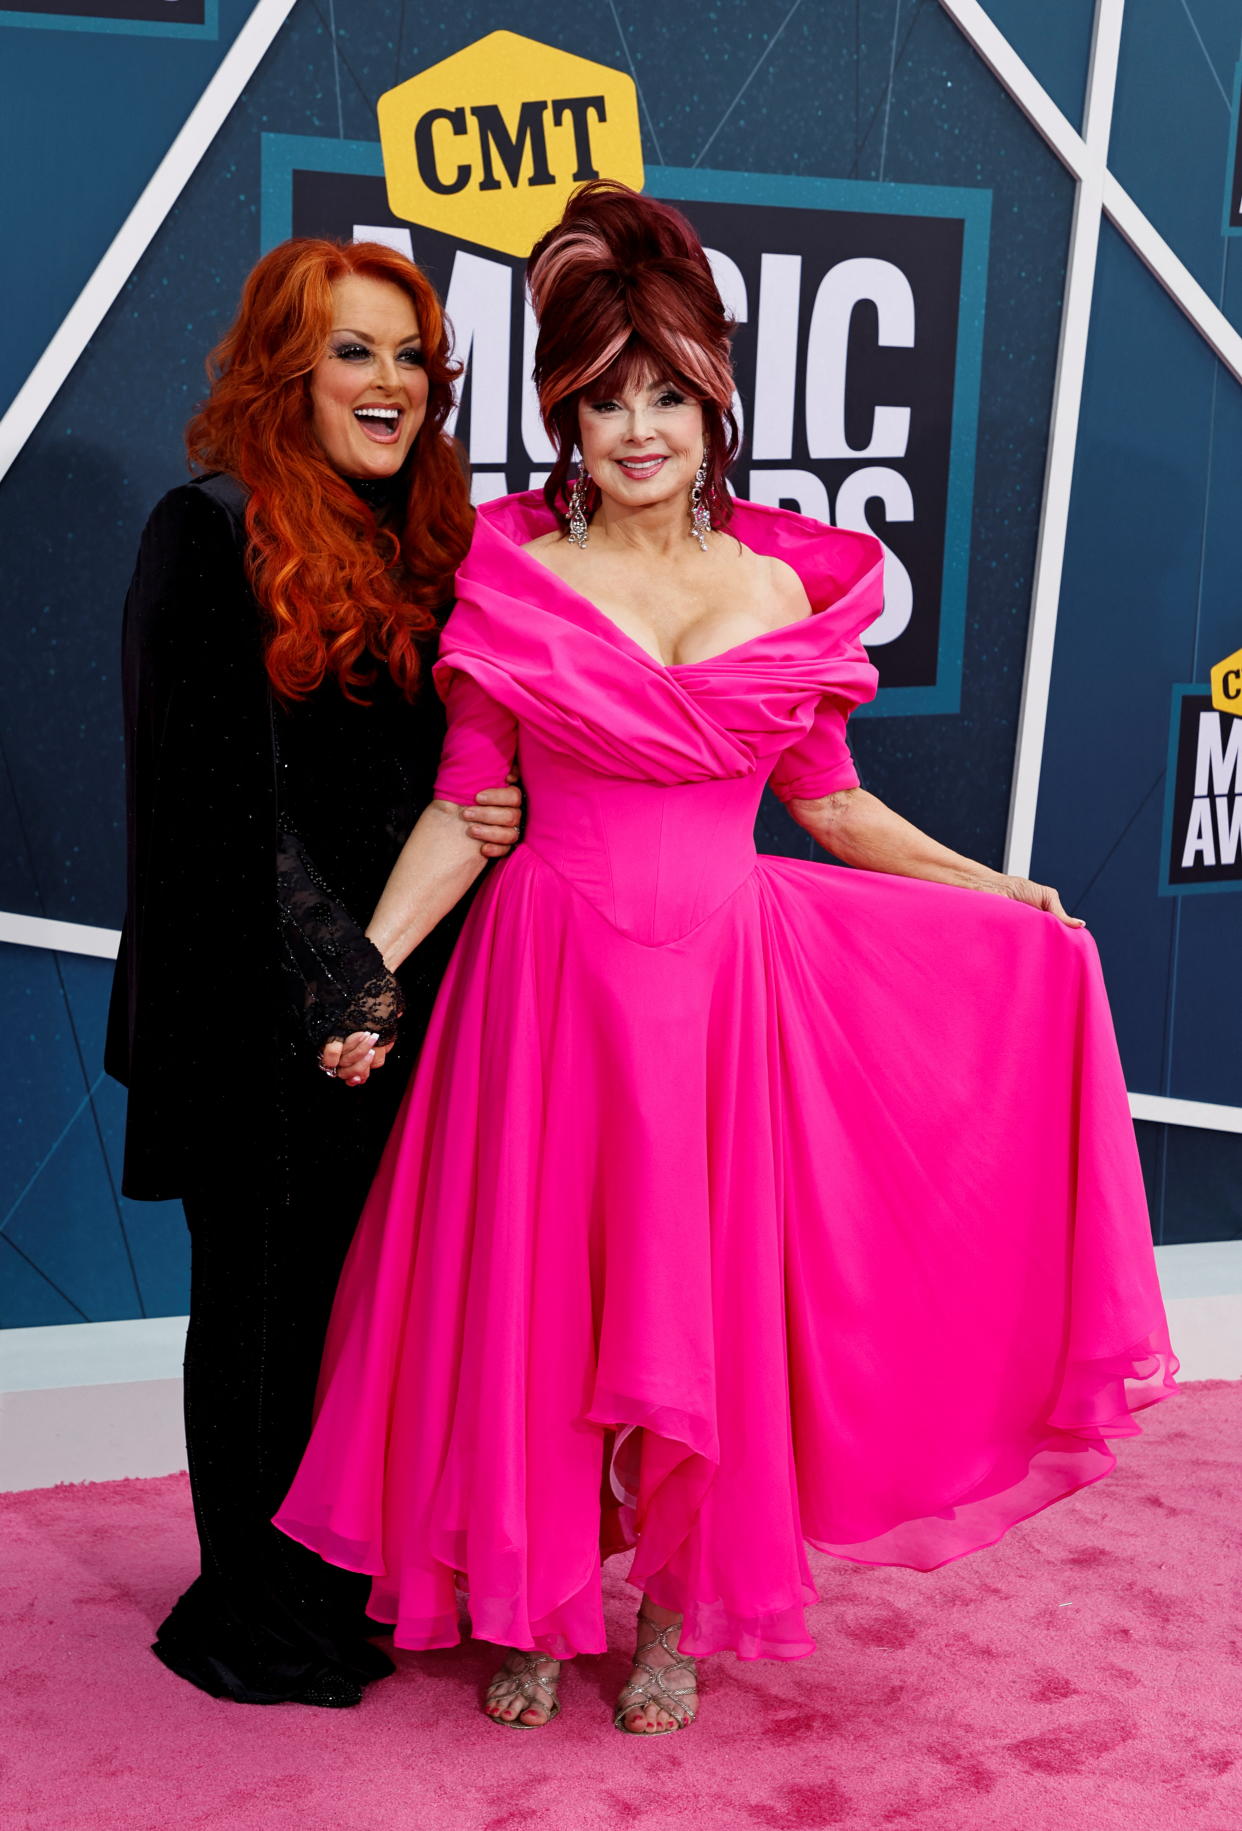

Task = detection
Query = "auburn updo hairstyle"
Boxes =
[527,181,739,532]
[186,238,472,703]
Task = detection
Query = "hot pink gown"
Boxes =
[275,493,1176,1662]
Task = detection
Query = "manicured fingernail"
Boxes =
[348,1077,361,1086]
[366,1049,375,1060]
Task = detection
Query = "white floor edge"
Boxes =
[1,1243,1239,1492]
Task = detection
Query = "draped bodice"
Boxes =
[433,492,883,944]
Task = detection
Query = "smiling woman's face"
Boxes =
[308,273,429,480]
[576,370,705,513]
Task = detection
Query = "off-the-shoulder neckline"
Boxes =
[471,492,882,675]
[518,541,816,674]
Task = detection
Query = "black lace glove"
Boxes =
[276,829,404,1053]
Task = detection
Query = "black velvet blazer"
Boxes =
[105,475,452,1200]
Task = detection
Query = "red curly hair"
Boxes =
[527,182,739,532]
[187,238,472,702]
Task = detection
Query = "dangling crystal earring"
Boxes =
[568,463,591,548]
[689,456,711,552]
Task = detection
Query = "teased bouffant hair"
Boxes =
[186,238,471,703]
[527,181,739,532]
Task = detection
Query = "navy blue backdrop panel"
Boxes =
[0,0,1226,1327]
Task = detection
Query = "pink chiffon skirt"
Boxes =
[276,845,1176,1661]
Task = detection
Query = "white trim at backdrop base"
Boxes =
[0,913,121,960]
[4,1244,1237,1491]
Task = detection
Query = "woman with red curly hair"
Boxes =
[277,185,1172,1735]
[105,239,520,1708]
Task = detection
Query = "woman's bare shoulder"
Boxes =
[521,529,573,579]
[756,552,810,618]
[764,552,809,600]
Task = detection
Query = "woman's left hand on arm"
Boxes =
[985,873,1079,925]
[318,782,524,1085]
[464,774,523,857]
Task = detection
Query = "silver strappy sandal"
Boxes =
[614,1609,699,1735]
[483,1649,562,1728]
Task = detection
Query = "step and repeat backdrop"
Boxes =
[0,0,1238,1326]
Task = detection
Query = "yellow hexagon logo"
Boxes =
[377,32,644,260]
[1211,647,1242,717]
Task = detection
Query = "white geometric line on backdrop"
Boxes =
[938,0,1242,387]
[1129,1094,1242,1137]
[0,0,298,485]
[993,0,1125,883]
[0,913,120,960]
[940,0,1242,1133]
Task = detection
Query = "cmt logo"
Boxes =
[1211,645,1242,713]
[378,33,643,259]
[271,142,988,710]
[1162,663,1242,895]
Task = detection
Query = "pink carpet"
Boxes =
[2,1381,1239,1831]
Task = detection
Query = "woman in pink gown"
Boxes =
[276,183,1176,1735]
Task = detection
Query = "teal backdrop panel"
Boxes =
[0,0,253,421]
[1109,0,1242,316]
[1030,3,1242,1242]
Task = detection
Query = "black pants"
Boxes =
[154,1061,409,1704]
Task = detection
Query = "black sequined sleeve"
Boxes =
[276,829,405,1051]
